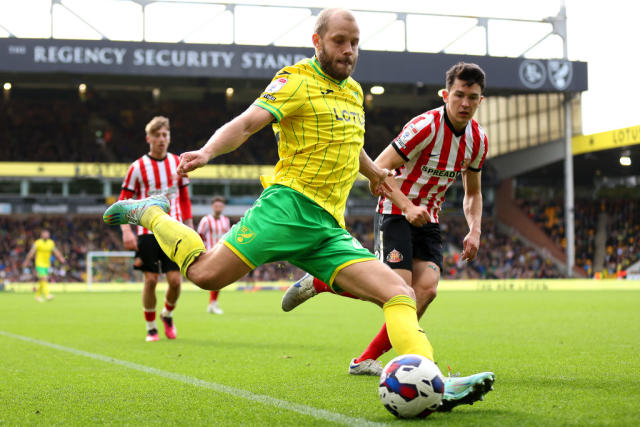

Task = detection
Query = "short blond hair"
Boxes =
[314,8,354,38]
[145,116,170,135]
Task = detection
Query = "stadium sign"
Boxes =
[0,39,588,92]
[573,124,640,155]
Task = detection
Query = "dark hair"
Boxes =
[211,195,226,204]
[446,62,486,93]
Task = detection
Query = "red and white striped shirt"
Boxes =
[378,105,488,223]
[197,214,231,250]
[120,153,191,235]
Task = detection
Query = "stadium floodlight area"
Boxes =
[86,250,138,290]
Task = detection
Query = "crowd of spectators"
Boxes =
[0,215,122,284]
[1,89,423,165]
[517,197,640,277]
[1,212,567,287]
[602,199,640,277]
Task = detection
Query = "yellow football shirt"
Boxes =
[254,57,365,228]
[34,238,55,268]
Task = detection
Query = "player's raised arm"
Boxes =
[177,105,274,177]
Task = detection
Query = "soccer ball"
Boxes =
[378,354,445,418]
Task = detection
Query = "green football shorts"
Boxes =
[222,184,376,287]
[35,266,49,277]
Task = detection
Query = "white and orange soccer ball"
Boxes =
[378,354,445,418]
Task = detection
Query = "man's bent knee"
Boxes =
[389,278,416,301]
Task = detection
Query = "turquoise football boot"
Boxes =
[438,371,495,412]
[103,194,169,226]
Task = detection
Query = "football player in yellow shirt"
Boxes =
[105,8,434,362]
[23,230,66,302]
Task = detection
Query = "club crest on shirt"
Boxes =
[352,237,364,250]
[265,77,288,94]
[386,249,403,263]
[235,225,256,244]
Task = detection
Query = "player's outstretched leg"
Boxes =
[103,194,170,225]
[348,358,383,376]
[281,274,359,312]
[438,372,496,412]
[103,195,205,277]
[281,273,318,312]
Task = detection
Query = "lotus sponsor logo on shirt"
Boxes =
[264,77,288,94]
[262,94,276,101]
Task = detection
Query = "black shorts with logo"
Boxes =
[373,213,443,272]
[135,234,180,274]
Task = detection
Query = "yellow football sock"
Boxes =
[141,206,205,276]
[40,279,49,297]
[383,295,434,361]
[35,280,43,297]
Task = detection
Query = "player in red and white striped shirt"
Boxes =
[197,196,231,314]
[282,63,494,410]
[118,116,194,342]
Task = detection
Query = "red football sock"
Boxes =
[143,310,156,322]
[164,301,175,313]
[313,277,359,299]
[209,291,219,302]
[355,323,392,363]
[312,277,331,293]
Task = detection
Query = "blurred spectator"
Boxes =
[1,213,567,284]
[517,198,640,277]
[0,89,425,165]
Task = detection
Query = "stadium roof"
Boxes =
[0,0,568,58]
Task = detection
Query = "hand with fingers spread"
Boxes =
[177,150,210,177]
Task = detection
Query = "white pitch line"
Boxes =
[0,330,387,427]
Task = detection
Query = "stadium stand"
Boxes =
[516,197,640,277]
[0,89,422,164]
[1,214,565,286]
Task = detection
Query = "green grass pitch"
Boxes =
[1,288,639,425]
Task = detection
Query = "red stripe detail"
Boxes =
[118,188,133,201]
[122,164,135,192]
[150,158,161,190]
[207,215,214,248]
[163,156,173,188]
[470,121,481,165]
[437,123,454,170]
[401,115,432,154]
[138,158,150,193]
[479,133,488,168]
[453,132,468,171]
[412,176,440,213]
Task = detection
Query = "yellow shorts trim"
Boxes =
[223,240,256,270]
